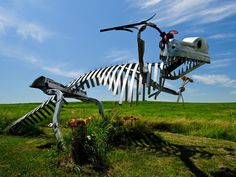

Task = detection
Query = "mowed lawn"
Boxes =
[0,101,236,176]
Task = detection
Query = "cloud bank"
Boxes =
[128,0,236,26]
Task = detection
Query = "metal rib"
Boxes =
[108,64,121,90]
[99,66,111,84]
[147,63,152,94]
[96,67,108,86]
[103,65,117,86]
[128,63,139,102]
[119,63,133,104]
[113,64,127,95]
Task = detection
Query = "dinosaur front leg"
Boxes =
[46,89,66,150]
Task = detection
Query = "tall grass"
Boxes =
[1,101,236,141]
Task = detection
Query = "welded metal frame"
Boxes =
[6,16,211,150]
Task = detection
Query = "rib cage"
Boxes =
[68,62,163,104]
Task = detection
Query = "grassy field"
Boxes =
[0,101,236,176]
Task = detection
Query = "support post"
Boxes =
[47,89,66,150]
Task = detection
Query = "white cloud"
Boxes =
[130,0,162,9]
[128,0,236,26]
[0,6,50,42]
[215,52,232,57]
[200,4,236,24]
[0,45,82,78]
[42,66,82,78]
[231,90,236,95]
[208,58,235,69]
[192,74,236,93]
[208,33,236,40]
[105,49,135,63]
[185,88,207,96]
[17,23,50,42]
[192,74,236,97]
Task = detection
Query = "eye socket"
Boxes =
[171,43,177,49]
[197,40,202,48]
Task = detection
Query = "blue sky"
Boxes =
[0,0,236,103]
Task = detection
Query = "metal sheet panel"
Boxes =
[153,63,158,85]
[108,64,121,90]
[103,65,118,86]
[82,71,92,82]
[136,74,140,104]
[146,63,152,87]
[113,64,127,95]
[148,63,152,94]
[119,63,133,104]
[76,72,90,88]
[128,63,139,102]
[96,67,108,85]
[86,69,96,81]
[138,74,143,95]
[99,66,111,84]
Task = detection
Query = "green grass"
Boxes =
[1,132,235,177]
[1,101,236,141]
[51,101,236,141]
[0,101,236,176]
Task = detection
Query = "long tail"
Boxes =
[5,96,56,134]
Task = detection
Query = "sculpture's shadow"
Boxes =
[113,129,235,177]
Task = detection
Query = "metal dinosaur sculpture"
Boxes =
[5,15,210,148]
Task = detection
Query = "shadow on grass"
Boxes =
[212,167,236,177]
[150,122,236,142]
[111,128,213,177]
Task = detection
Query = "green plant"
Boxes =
[69,118,109,171]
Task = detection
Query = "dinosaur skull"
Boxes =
[160,37,210,80]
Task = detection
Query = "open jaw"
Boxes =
[160,37,211,80]
[160,56,208,80]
